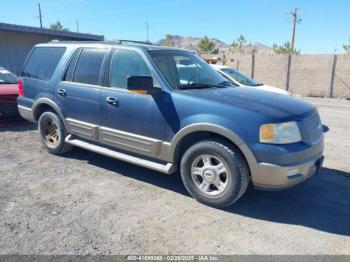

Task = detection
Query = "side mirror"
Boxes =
[127,76,158,95]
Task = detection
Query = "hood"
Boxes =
[0,84,18,95]
[252,84,291,96]
[182,87,314,120]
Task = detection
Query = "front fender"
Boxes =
[166,120,259,180]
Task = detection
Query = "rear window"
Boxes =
[22,47,66,81]
[72,48,107,85]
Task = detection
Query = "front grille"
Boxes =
[302,111,323,144]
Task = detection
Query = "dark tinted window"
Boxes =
[22,47,66,80]
[73,48,107,85]
[109,50,151,89]
[63,48,81,82]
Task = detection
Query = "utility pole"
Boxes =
[290,8,301,51]
[76,19,79,32]
[285,8,301,92]
[146,22,149,42]
[38,3,43,28]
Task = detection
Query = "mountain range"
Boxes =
[157,35,274,55]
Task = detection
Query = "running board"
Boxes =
[65,135,177,174]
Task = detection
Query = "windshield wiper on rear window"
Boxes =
[177,83,228,90]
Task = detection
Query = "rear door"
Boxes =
[55,47,108,141]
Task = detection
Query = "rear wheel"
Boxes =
[38,111,72,155]
[180,140,250,208]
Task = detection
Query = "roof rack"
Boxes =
[115,40,155,45]
[48,39,158,46]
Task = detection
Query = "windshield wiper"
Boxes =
[177,83,228,90]
[216,81,235,86]
[248,83,263,87]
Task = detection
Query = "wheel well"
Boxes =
[33,104,56,121]
[174,131,246,163]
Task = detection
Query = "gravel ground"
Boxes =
[0,97,349,255]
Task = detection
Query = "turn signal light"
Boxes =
[260,124,275,142]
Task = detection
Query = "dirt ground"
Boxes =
[0,97,349,255]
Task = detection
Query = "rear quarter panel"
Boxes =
[18,45,73,110]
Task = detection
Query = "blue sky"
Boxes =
[1,0,349,54]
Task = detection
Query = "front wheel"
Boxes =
[180,140,250,208]
[38,111,72,155]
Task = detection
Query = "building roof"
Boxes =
[0,22,104,41]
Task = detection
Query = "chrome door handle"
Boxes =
[57,89,66,97]
[106,96,119,106]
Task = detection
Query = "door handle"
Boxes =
[57,89,66,97]
[106,96,119,106]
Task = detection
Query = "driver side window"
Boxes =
[109,50,152,89]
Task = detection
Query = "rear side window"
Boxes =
[22,47,66,80]
[72,48,107,85]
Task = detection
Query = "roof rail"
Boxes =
[115,40,155,45]
[48,39,158,46]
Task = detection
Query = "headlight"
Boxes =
[259,121,301,144]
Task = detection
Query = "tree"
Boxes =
[230,34,248,54]
[198,36,216,54]
[50,21,69,31]
[343,39,350,53]
[161,34,175,47]
[273,41,300,55]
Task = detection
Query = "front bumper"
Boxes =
[253,155,324,190]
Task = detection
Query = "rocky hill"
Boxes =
[157,35,274,55]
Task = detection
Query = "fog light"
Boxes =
[288,168,300,176]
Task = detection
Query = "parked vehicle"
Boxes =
[0,67,19,119]
[17,41,324,208]
[211,64,291,95]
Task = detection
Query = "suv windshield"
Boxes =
[0,68,18,84]
[148,50,230,90]
[221,68,261,86]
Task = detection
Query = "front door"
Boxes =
[99,48,173,157]
[55,47,108,141]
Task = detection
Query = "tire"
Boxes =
[38,111,73,155]
[180,140,250,208]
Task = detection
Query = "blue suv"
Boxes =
[17,41,324,208]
